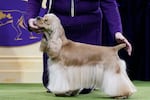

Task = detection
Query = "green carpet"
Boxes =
[0,81,149,100]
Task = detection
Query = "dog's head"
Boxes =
[37,14,67,55]
[35,13,66,42]
[35,13,60,31]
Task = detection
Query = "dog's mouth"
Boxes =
[34,21,44,29]
[35,16,53,33]
[35,17,53,40]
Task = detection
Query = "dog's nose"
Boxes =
[36,16,42,20]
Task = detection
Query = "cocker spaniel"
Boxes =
[34,13,136,99]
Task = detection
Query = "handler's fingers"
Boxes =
[28,18,39,29]
[115,32,132,56]
[123,38,132,56]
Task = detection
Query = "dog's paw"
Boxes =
[54,89,80,97]
[55,92,71,97]
[70,89,80,96]
[113,96,129,99]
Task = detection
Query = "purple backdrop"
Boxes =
[0,0,44,46]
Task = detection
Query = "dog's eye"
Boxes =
[44,19,48,22]
[44,19,49,25]
[43,19,50,25]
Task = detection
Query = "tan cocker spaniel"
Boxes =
[35,13,136,99]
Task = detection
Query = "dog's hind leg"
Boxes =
[101,60,136,98]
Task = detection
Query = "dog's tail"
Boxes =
[113,43,126,51]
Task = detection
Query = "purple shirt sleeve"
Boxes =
[26,0,42,21]
[100,0,123,35]
[26,0,122,36]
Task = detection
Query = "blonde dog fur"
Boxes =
[35,13,136,98]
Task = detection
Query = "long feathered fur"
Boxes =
[36,13,136,98]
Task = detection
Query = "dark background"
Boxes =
[103,0,150,81]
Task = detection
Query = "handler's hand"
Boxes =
[115,32,132,56]
[28,18,43,33]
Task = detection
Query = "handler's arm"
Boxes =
[26,0,43,31]
[26,0,42,21]
[100,0,132,55]
[100,0,122,35]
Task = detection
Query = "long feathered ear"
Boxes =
[42,0,47,9]
[40,37,48,52]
